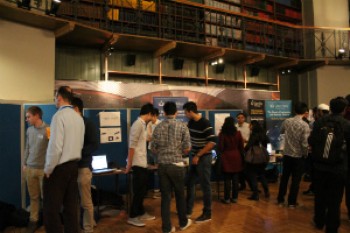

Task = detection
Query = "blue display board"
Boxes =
[208,110,243,138]
[265,100,292,151]
[0,104,22,207]
[24,104,57,126]
[84,109,128,193]
[153,97,188,121]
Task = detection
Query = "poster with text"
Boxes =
[214,113,230,135]
[248,99,265,125]
[153,97,189,121]
[99,112,121,127]
[100,127,122,143]
[265,100,292,151]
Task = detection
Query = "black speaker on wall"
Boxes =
[250,66,260,76]
[173,58,184,70]
[215,63,225,73]
[126,54,136,66]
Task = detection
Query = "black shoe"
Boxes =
[238,185,246,191]
[26,221,38,233]
[230,198,237,203]
[303,189,315,196]
[221,199,230,204]
[248,195,259,201]
[195,214,211,223]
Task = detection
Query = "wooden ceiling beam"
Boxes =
[54,22,75,38]
[297,60,327,74]
[153,41,177,57]
[202,48,225,61]
[236,54,266,66]
[271,59,299,70]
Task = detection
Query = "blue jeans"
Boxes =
[186,154,212,216]
[159,164,188,233]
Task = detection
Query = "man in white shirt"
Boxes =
[125,103,155,227]
[43,86,85,233]
[236,113,251,145]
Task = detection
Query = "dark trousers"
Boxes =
[313,170,345,233]
[43,161,79,233]
[130,166,148,218]
[186,154,212,216]
[345,173,350,219]
[246,163,269,197]
[158,164,188,233]
[277,155,304,205]
[223,172,239,200]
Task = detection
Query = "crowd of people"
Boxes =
[22,87,350,233]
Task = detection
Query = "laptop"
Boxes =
[92,155,116,174]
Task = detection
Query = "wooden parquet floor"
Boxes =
[6,180,350,233]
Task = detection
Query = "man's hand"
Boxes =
[45,173,50,178]
[192,155,200,165]
[124,165,132,174]
[22,165,27,172]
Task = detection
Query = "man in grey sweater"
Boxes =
[23,106,49,233]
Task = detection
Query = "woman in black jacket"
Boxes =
[245,120,270,201]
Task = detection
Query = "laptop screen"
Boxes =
[92,155,108,170]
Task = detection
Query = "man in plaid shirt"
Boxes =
[152,101,192,233]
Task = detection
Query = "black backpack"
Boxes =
[311,118,346,165]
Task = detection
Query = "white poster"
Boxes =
[99,112,120,127]
[214,113,230,135]
[100,127,122,143]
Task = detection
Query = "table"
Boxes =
[92,169,126,219]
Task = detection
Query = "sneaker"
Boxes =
[180,219,192,230]
[221,199,230,204]
[26,221,38,233]
[277,202,284,207]
[288,204,298,209]
[303,189,315,196]
[195,214,211,223]
[231,198,237,203]
[164,226,176,233]
[127,217,145,227]
[312,219,323,230]
[139,212,156,221]
[153,194,161,199]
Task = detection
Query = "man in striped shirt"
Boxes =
[183,101,216,223]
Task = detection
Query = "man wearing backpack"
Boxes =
[309,97,350,233]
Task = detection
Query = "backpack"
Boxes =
[312,118,346,165]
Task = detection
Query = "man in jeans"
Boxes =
[152,101,192,233]
[277,101,310,208]
[72,97,98,233]
[183,101,216,223]
[125,103,155,227]
[23,106,49,233]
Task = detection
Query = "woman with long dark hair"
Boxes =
[218,116,244,204]
[245,120,270,201]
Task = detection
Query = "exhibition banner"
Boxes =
[248,99,265,123]
[153,97,189,121]
[265,100,292,151]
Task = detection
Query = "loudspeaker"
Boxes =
[250,67,260,76]
[173,58,184,70]
[215,64,225,73]
[126,54,136,66]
